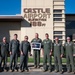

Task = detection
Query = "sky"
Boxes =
[0,0,75,15]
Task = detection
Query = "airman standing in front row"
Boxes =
[53,37,63,74]
[42,33,52,72]
[64,37,75,73]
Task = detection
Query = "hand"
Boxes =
[10,52,12,55]
[73,54,75,56]
[42,51,44,56]
[60,54,63,58]
[30,54,32,56]
[49,52,52,56]
[21,51,23,55]
[29,52,32,56]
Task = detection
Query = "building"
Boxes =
[21,0,65,43]
[0,0,66,43]
[66,14,75,40]
[0,0,74,43]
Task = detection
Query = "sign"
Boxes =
[23,8,51,26]
[31,42,41,50]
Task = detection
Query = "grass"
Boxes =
[7,57,67,63]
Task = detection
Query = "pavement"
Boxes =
[0,63,75,75]
[0,71,75,75]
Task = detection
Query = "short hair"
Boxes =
[14,34,18,36]
[3,37,7,40]
[55,37,59,40]
[35,33,38,35]
[45,33,49,36]
[67,37,70,39]
[24,35,28,39]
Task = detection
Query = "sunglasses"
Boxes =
[67,39,70,40]
[3,39,6,40]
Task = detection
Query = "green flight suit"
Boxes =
[73,43,75,66]
[53,42,63,71]
[31,38,42,67]
[0,42,9,69]
[9,39,20,70]
[20,41,31,70]
[42,39,52,71]
[64,42,75,72]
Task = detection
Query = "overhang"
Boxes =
[0,16,24,22]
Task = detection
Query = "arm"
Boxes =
[17,40,20,57]
[61,44,64,58]
[9,41,12,55]
[7,43,9,55]
[20,41,23,55]
[28,42,32,56]
[0,43,1,56]
[51,40,53,52]
[41,40,44,56]
[31,39,34,43]
[62,43,65,57]
[40,39,43,49]
[72,43,75,56]
[49,40,53,56]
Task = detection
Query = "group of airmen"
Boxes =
[0,33,75,74]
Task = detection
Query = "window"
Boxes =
[54,31,62,34]
[53,10,62,13]
[66,21,75,29]
[53,14,62,17]
[53,18,62,21]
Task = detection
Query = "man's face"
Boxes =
[14,35,18,40]
[3,37,6,43]
[24,36,28,41]
[45,34,49,39]
[55,37,59,42]
[67,37,70,42]
[35,33,38,38]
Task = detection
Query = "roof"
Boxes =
[65,14,75,16]
[0,16,23,22]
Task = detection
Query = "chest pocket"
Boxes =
[65,44,68,46]
[54,43,56,46]
[24,42,29,47]
[73,46,75,49]
[54,43,60,47]
[69,43,72,46]
[14,41,19,45]
[68,43,72,46]
[25,43,30,50]
[12,41,19,48]
[58,44,61,46]
[2,43,6,47]
[35,39,41,43]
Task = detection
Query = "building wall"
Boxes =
[53,0,65,43]
[21,0,65,43]
[0,22,21,42]
[66,15,75,39]
[21,0,53,41]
